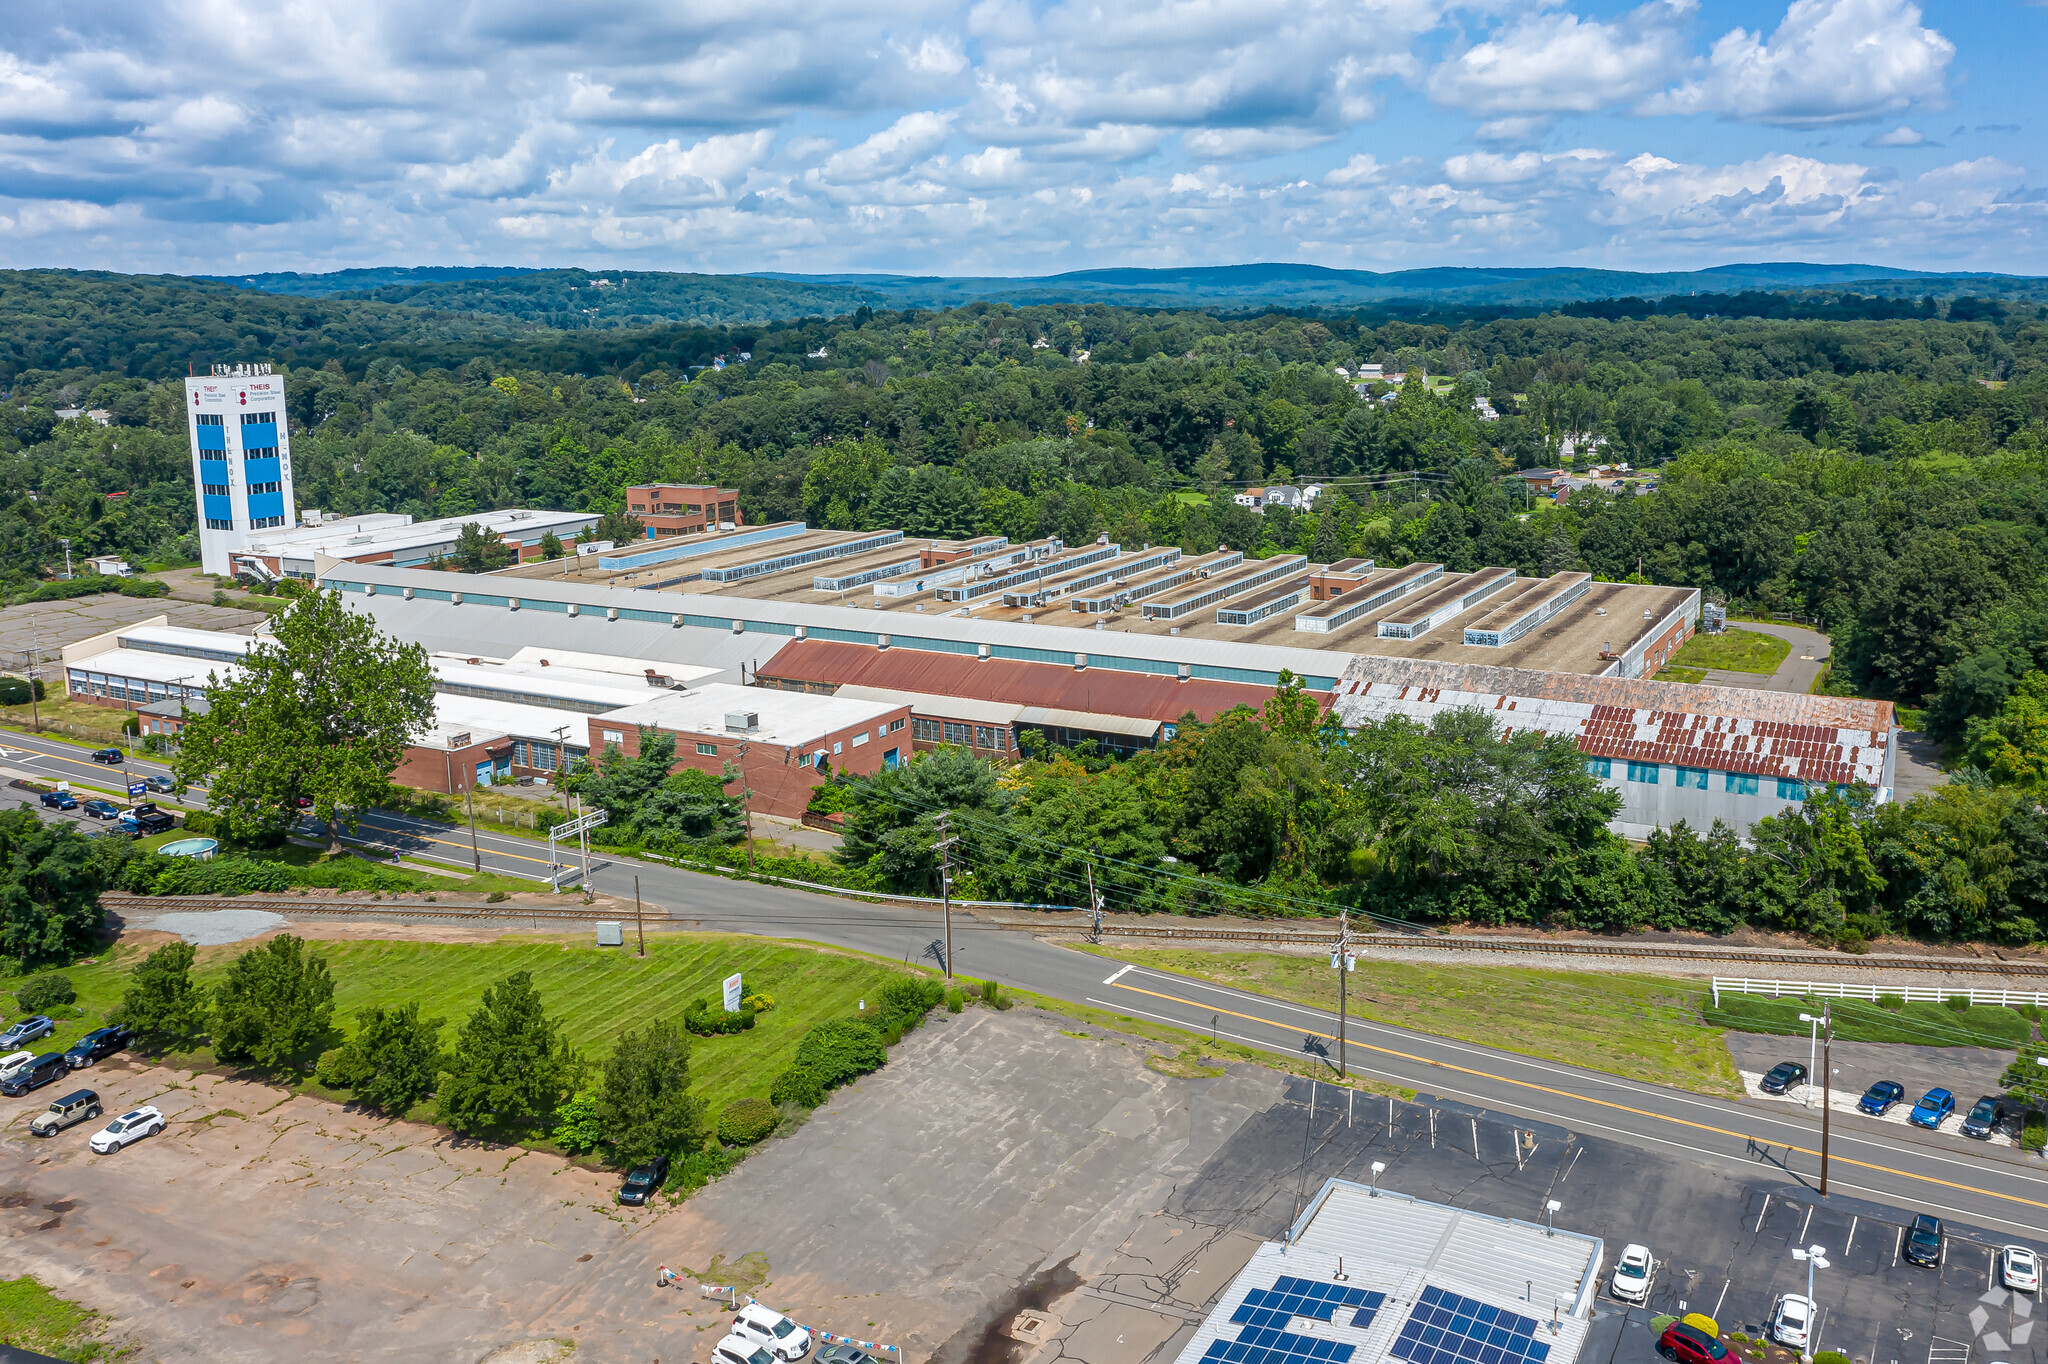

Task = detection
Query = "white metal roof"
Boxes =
[833,684,1024,726]
[426,693,594,747]
[599,682,903,746]
[254,508,597,561]
[67,650,241,686]
[430,659,665,710]
[505,646,721,684]
[115,625,261,657]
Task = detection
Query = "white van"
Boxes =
[730,1303,812,1360]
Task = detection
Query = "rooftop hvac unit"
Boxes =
[724,711,759,733]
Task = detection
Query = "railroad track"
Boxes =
[103,894,666,924]
[1033,920,2048,976]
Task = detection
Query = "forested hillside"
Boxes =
[7,273,2048,939]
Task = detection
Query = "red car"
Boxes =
[1659,1324,1728,1364]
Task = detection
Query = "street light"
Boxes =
[1544,1198,1561,1237]
[1790,1245,1829,1361]
[1797,1012,1822,1110]
[1370,1161,1386,1196]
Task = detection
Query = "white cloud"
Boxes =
[1642,0,1954,127]
[1428,1,1696,116]
[1323,153,1385,188]
[1181,127,1334,160]
[815,111,955,184]
[1864,125,1927,147]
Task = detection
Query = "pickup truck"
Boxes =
[119,803,176,837]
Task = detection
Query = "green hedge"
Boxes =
[15,972,76,1012]
[1706,994,2033,1047]
[717,1097,779,1144]
[769,1063,825,1108]
[121,851,424,896]
[683,997,757,1036]
[794,1017,887,1088]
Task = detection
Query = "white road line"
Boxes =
[1102,965,1134,986]
[1848,1217,1859,1253]
[1114,965,2048,1197]
[1896,1226,1905,1267]
[1758,1195,1774,1234]
[1801,1205,1814,1241]
[1713,1279,1730,1320]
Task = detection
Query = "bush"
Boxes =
[1947,995,1971,1013]
[16,973,76,1012]
[1878,993,1904,1011]
[670,1145,737,1196]
[2026,1109,2047,1152]
[947,988,965,1013]
[717,1097,779,1145]
[683,997,757,1036]
[793,1017,887,1088]
[741,992,775,1013]
[1815,1352,1852,1364]
[554,1091,606,1154]
[117,578,168,598]
[769,1064,825,1109]
[0,676,43,706]
[877,976,945,1034]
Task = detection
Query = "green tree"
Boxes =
[212,934,336,1069]
[594,1018,706,1166]
[436,971,580,1135]
[593,508,645,544]
[536,529,565,560]
[174,589,436,849]
[450,521,514,572]
[0,810,107,966]
[113,940,208,1043]
[316,1002,445,1116]
[1968,671,2048,794]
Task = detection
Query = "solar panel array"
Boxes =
[1391,1287,1551,1364]
[1197,1276,1384,1364]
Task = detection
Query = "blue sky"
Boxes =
[0,0,2040,277]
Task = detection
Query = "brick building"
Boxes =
[624,485,742,537]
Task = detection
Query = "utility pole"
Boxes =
[59,538,72,581]
[1330,906,1355,1078]
[1086,846,1103,944]
[552,725,573,812]
[464,780,482,872]
[26,618,42,733]
[933,811,957,979]
[1820,999,1833,1196]
[634,874,645,958]
[735,740,754,872]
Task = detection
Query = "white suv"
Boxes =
[89,1107,165,1153]
[731,1303,812,1360]
[0,1050,35,1084]
[712,1336,775,1364]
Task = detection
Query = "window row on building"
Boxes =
[1586,755,1825,800]
[509,739,590,772]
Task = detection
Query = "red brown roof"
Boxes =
[756,638,1289,723]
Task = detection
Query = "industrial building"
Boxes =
[1175,1180,1599,1364]
[185,364,297,576]
[230,508,601,581]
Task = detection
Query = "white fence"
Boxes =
[1711,977,2048,1010]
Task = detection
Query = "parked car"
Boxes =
[1858,1080,1905,1116]
[0,1015,55,1049]
[712,1337,776,1364]
[2002,1245,2041,1294]
[1610,1243,1655,1303]
[1909,1089,1956,1130]
[28,1089,102,1136]
[1759,1061,1807,1095]
[0,1050,37,1084]
[64,1025,132,1069]
[0,1052,70,1097]
[1905,1215,1945,1267]
[89,1106,165,1153]
[144,775,176,794]
[730,1302,812,1360]
[818,1348,878,1364]
[90,748,123,764]
[1657,1322,1729,1364]
[37,789,76,810]
[1962,1096,2020,1140]
[1769,1294,1816,1351]
[80,799,120,821]
[617,1155,670,1206]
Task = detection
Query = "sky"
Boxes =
[1,0,2043,279]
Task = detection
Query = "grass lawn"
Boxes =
[0,1274,111,1361]
[1653,663,1708,685]
[0,933,928,1121]
[1170,490,1212,505]
[1084,947,1742,1095]
[1705,993,2035,1048]
[1671,627,1792,675]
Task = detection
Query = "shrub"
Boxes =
[1815,1352,1852,1364]
[979,978,1010,1009]
[1947,995,1971,1013]
[670,1145,737,1196]
[877,977,945,1034]
[683,997,757,1036]
[553,1091,606,1154]
[741,992,775,1013]
[769,1064,825,1109]
[793,1018,887,1088]
[117,577,168,598]
[717,1098,779,1145]
[16,973,76,1013]
[1877,993,1904,1011]
[1836,931,1868,955]
[947,988,965,1014]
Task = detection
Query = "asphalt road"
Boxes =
[9,726,2048,1247]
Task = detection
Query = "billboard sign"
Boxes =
[722,972,744,1012]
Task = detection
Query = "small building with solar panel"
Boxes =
[1173,1181,1602,1364]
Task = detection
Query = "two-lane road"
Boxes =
[10,725,2048,1243]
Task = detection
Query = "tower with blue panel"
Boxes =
[185,364,296,576]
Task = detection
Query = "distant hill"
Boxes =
[179,259,2048,331]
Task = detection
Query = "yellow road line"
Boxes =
[356,819,559,868]
[1108,978,2048,1213]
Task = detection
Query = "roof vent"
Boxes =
[567,603,580,617]
[403,586,414,601]
[1074,653,1088,670]
[732,619,745,633]
[1178,663,1191,679]
[451,592,463,606]
[877,633,890,650]
[794,626,807,640]
[724,711,759,733]
[446,731,472,750]
[1022,613,1033,624]
[1169,626,1180,636]
[509,598,521,611]
[606,607,619,621]
[977,643,990,660]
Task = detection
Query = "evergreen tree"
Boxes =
[436,971,580,1135]
[595,1019,705,1167]
[316,1002,445,1116]
[212,935,336,1069]
[114,940,208,1043]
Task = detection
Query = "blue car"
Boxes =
[1909,1088,1956,1129]
[1859,1080,1905,1116]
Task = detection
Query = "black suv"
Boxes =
[618,1155,670,1206]
[64,1025,133,1070]
[0,1052,70,1096]
[1905,1214,1945,1267]
[1961,1096,2020,1140]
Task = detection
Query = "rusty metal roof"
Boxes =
[758,639,1288,723]
[1331,656,1894,785]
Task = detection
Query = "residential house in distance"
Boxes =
[624,485,742,538]
[1261,485,1304,511]
[1233,488,1265,509]
[1508,469,1567,495]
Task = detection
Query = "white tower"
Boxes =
[186,364,297,576]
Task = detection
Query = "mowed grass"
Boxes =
[1086,947,1742,1095]
[0,1274,109,1361]
[2,933,928,1118]
[1706,993,2035,1048]
[1671,627,1792,675]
